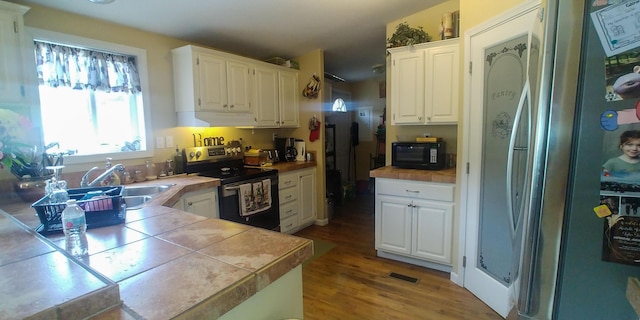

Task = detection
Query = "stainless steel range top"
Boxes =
[182,141,277,184]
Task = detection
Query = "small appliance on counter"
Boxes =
[294,139,306,161]
[262,149,280,163]
[244,149,270,166]
[391,141,446,170]
[274,137,297,162]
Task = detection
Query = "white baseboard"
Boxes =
[377,250,452,273]
[449,271,463,286]
[314,218,328,226]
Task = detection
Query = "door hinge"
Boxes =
[468,61,472,74]
[20,85,25,97]
[463,256,467,268]
[13,21,19,33]
[393,114,395,121]
[537,7,545,22]
[198,98,201,106]
[196,57,199,65]
[466,162,470,174]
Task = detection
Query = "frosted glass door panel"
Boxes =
[479,35,529,285]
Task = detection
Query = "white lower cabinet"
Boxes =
[375,178,454,270]
[279,167,316,234]
[179,188,219,219]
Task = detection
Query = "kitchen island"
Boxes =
[0,175,313,319]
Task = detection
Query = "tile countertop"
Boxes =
[0,172,313,320]
[369,165,457,184]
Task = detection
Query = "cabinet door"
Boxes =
[0,8,26,105]
[226,59,252,113]
[424,43,459,124]
[278,70,299,127]
[298,168,316,227]
[253,65,279,126]
[375,195,412,255]
[412,199,453,264]
[182,188,219,219]
[198,53,227,112]
[390,50,424,124]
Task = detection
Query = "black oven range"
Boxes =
[182,141,280,231]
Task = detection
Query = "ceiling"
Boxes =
[19,0,447,82]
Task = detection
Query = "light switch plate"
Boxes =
[165,136,174,148]
[156,136,165,149]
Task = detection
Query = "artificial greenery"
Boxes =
[386,22,431,48]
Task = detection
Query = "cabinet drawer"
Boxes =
[280,200,298,219]
[280,214,298,234]
[279,186,298,204]
[279,172,298,189]
[376,178,454,202]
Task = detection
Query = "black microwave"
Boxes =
[391,142,446,170]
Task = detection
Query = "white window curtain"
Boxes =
[34,40,142,93]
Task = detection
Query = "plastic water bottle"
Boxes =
[61,199,88,257]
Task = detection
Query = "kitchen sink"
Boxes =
[122,184,175,197]
[124,195,153,210]
[122,183,175,209]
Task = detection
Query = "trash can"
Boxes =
[325,198,334,220]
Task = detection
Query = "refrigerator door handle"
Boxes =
[506,79,531,239]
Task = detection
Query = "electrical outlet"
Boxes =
[423,132,431,137]
[156,136,165,149]
[272,133,278,141]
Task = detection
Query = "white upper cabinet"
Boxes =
[0,1,30,107]
[390,49,425,124]
[253,65,279,126]
[252,65,299,128]
[172,44,298,127]
[224,59,252,113]
[388,38,459,125]
[172,45,253,126]
[278,70,299,127]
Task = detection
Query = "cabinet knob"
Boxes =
[230,104,234,109]
[187,202,193,206]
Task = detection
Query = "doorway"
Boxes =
[326,88,352,200]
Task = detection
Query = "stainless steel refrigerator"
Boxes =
[516,0,640,319]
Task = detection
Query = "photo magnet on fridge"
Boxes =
[600,122,640,265]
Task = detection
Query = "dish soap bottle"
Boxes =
[173,147,184,174]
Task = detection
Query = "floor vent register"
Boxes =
[388,272,419,284]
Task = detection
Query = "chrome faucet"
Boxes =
[80,163,125,188]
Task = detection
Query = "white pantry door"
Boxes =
[461,1,542,317]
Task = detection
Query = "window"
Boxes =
[29,28,152,164]
[332,98,347,112]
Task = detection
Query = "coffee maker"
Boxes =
[275,138,297,162]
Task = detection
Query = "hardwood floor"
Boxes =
[294,193,502,320]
